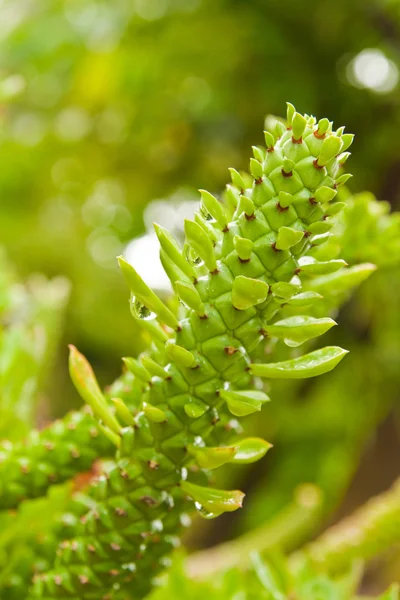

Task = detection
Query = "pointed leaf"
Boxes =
[250,346,348,379]
[111,398,135,427]
[265,316,336,345]
[231,438,272,464]
[220,389,270,416]
[199,190,227,229]
[141,355,168,379]
[271,281,299,300]
[122,357,151,383]
[298,257,347,275]
[317,135,343,167]
[118,256,179,330]
[275,227,304,250]
[181,481,245,515]
[239,195,255,218]
[165,340,197,368]
[292,112,307,141]
[184,402,206,419]
[154,223,197,280]
[234,235,253,261]
[184,219,217,272]
[309,263,376,296]
[143,403,167,423]
[176,280,206,316]
[278,191,294,208]
[188,444,236,469]
[287,291,323,306]
[69,345,121,436]
[232,276,269,310]
[314,186,337,203]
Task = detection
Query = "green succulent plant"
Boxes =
[1,104,399,600]
[25,103,361,599]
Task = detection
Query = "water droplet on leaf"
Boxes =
[131,295,156,321]
[184,244,204,267]
[199,203,214,221]
[194,502,223,520]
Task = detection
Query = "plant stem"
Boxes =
[290,478,400,574]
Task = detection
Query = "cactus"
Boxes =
[25,104,359,599]
[0,410,114,510]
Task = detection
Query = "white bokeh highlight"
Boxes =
[347,49,399,93]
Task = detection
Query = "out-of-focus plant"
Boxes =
[0,249,70,438]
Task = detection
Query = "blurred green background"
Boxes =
[1,0,400,589]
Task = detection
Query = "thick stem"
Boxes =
[290,478,400,574]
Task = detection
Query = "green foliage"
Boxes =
[0,102,399,600]
[150,552,398,600]
[26,104,363,599]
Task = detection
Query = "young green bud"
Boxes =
[181,481,245,516]
[336,173,353,186]
[143,403,167,423]
[308,221,333,234]
[98,424,121,447]
[219,389,270,417]
[188,444,236,469]
[199,189,228,230]
[141,355,168,379]
[340,133,354,151]
[175,280,206,317]
[165,340,197,368]
[250,158,264,180]
[160,249,187,290]
[265,316,336,345]
[292,112,307,141]
[195,212,218,244]
[111,398,135,427]
[325,202,346,216]
[122,357,151,383]
[184,402,207,419]
[287,291,323,306]
[154,223,197,280]
[252,145,266,162]
[233,235,253,261]
[69,345,121,435]
[338,151,351,165]
[310,232,331,246]
[286,102,296,126]
[239,195,255,218]
[264,114,286,138]
[278,191,294,208]
[271,281,299,300]
[119,257,179,330]
[231,437,272,464]
[314,186,337,203]
[275,226,304,250]
[315,117,330,137]
[184,219,217,272]
[316,136,343,167]
[250,346,348,379]
[232,275,269,310]
[229,167,245,190]
[299,258,347,275]
[264,130,275,150]
[282,158,295,175]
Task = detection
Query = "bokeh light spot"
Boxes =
[347,49,399,93]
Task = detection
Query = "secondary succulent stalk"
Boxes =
[291,478,400,574]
